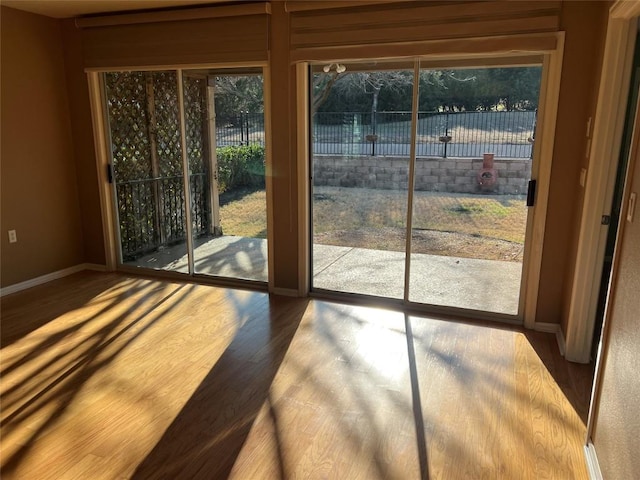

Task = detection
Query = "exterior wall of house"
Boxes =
[0,6,85,288]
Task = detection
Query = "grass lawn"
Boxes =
[313,187,526,242]
[219,187,267,238]
[219,186,527,262]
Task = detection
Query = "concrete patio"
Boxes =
[128,235,521,315]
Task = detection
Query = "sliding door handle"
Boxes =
[107,164,114,184]
[526,179,537,207]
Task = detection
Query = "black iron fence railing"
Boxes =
[214,110,536,158]
[216,112,265,147]
[312,110,536,158]
[115,173,210,260]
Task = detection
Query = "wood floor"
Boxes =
[0,272,593,479]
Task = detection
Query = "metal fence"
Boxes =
[216,112,265,147]
[214,110,536,158]
[116,174,211,260]
[313,110,536,158]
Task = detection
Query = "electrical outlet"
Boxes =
[8,230,17,243]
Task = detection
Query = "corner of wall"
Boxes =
[61,18,107,266]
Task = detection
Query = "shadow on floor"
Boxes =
[0,272,125,348]
[524,331,594,424]
[1,272,194,477]
[131,295,309,479]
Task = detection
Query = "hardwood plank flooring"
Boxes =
[0,272,593,479]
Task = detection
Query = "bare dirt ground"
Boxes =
[314,227,524,262]
[222,187,526,262]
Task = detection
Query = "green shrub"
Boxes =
[217,144,265,193]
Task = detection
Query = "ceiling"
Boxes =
[0,0,231,18]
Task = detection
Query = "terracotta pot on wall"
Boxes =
[478,153,497,190]
[482,152,495,169]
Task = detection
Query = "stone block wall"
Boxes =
[312,155,531,195]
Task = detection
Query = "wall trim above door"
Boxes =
[290,32,560,63]
[76,2,270,28]
[76,4,270,70]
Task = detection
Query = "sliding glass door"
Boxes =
[310,59,541,317]
[103,67,267,283]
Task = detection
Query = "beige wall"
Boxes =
[0,6,85,287]
[61,19,105,265]
[591,133,640,480]
[537,0,609,325]
[268,1,300,291]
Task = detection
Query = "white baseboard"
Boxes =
[532,322,567,356]
[584,442,603,480]
[0,263,106,297]
[270,287,300,297]
[556,326,567,357]
[83,263,108,272]
[533,322,560,334]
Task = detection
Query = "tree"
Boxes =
[333,70,415,133]
[312,65,348,112]
[213,75,264,125]
[314,68,479,117]
[301,66,540,121]
[420,69,477,111]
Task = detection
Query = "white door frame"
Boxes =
[87,71,118,271]
[564,3,639,363]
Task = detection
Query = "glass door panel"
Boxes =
[311,62,414,298]
[183,69,268,282]
[104,71,189,272]
[407,65,541,314]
